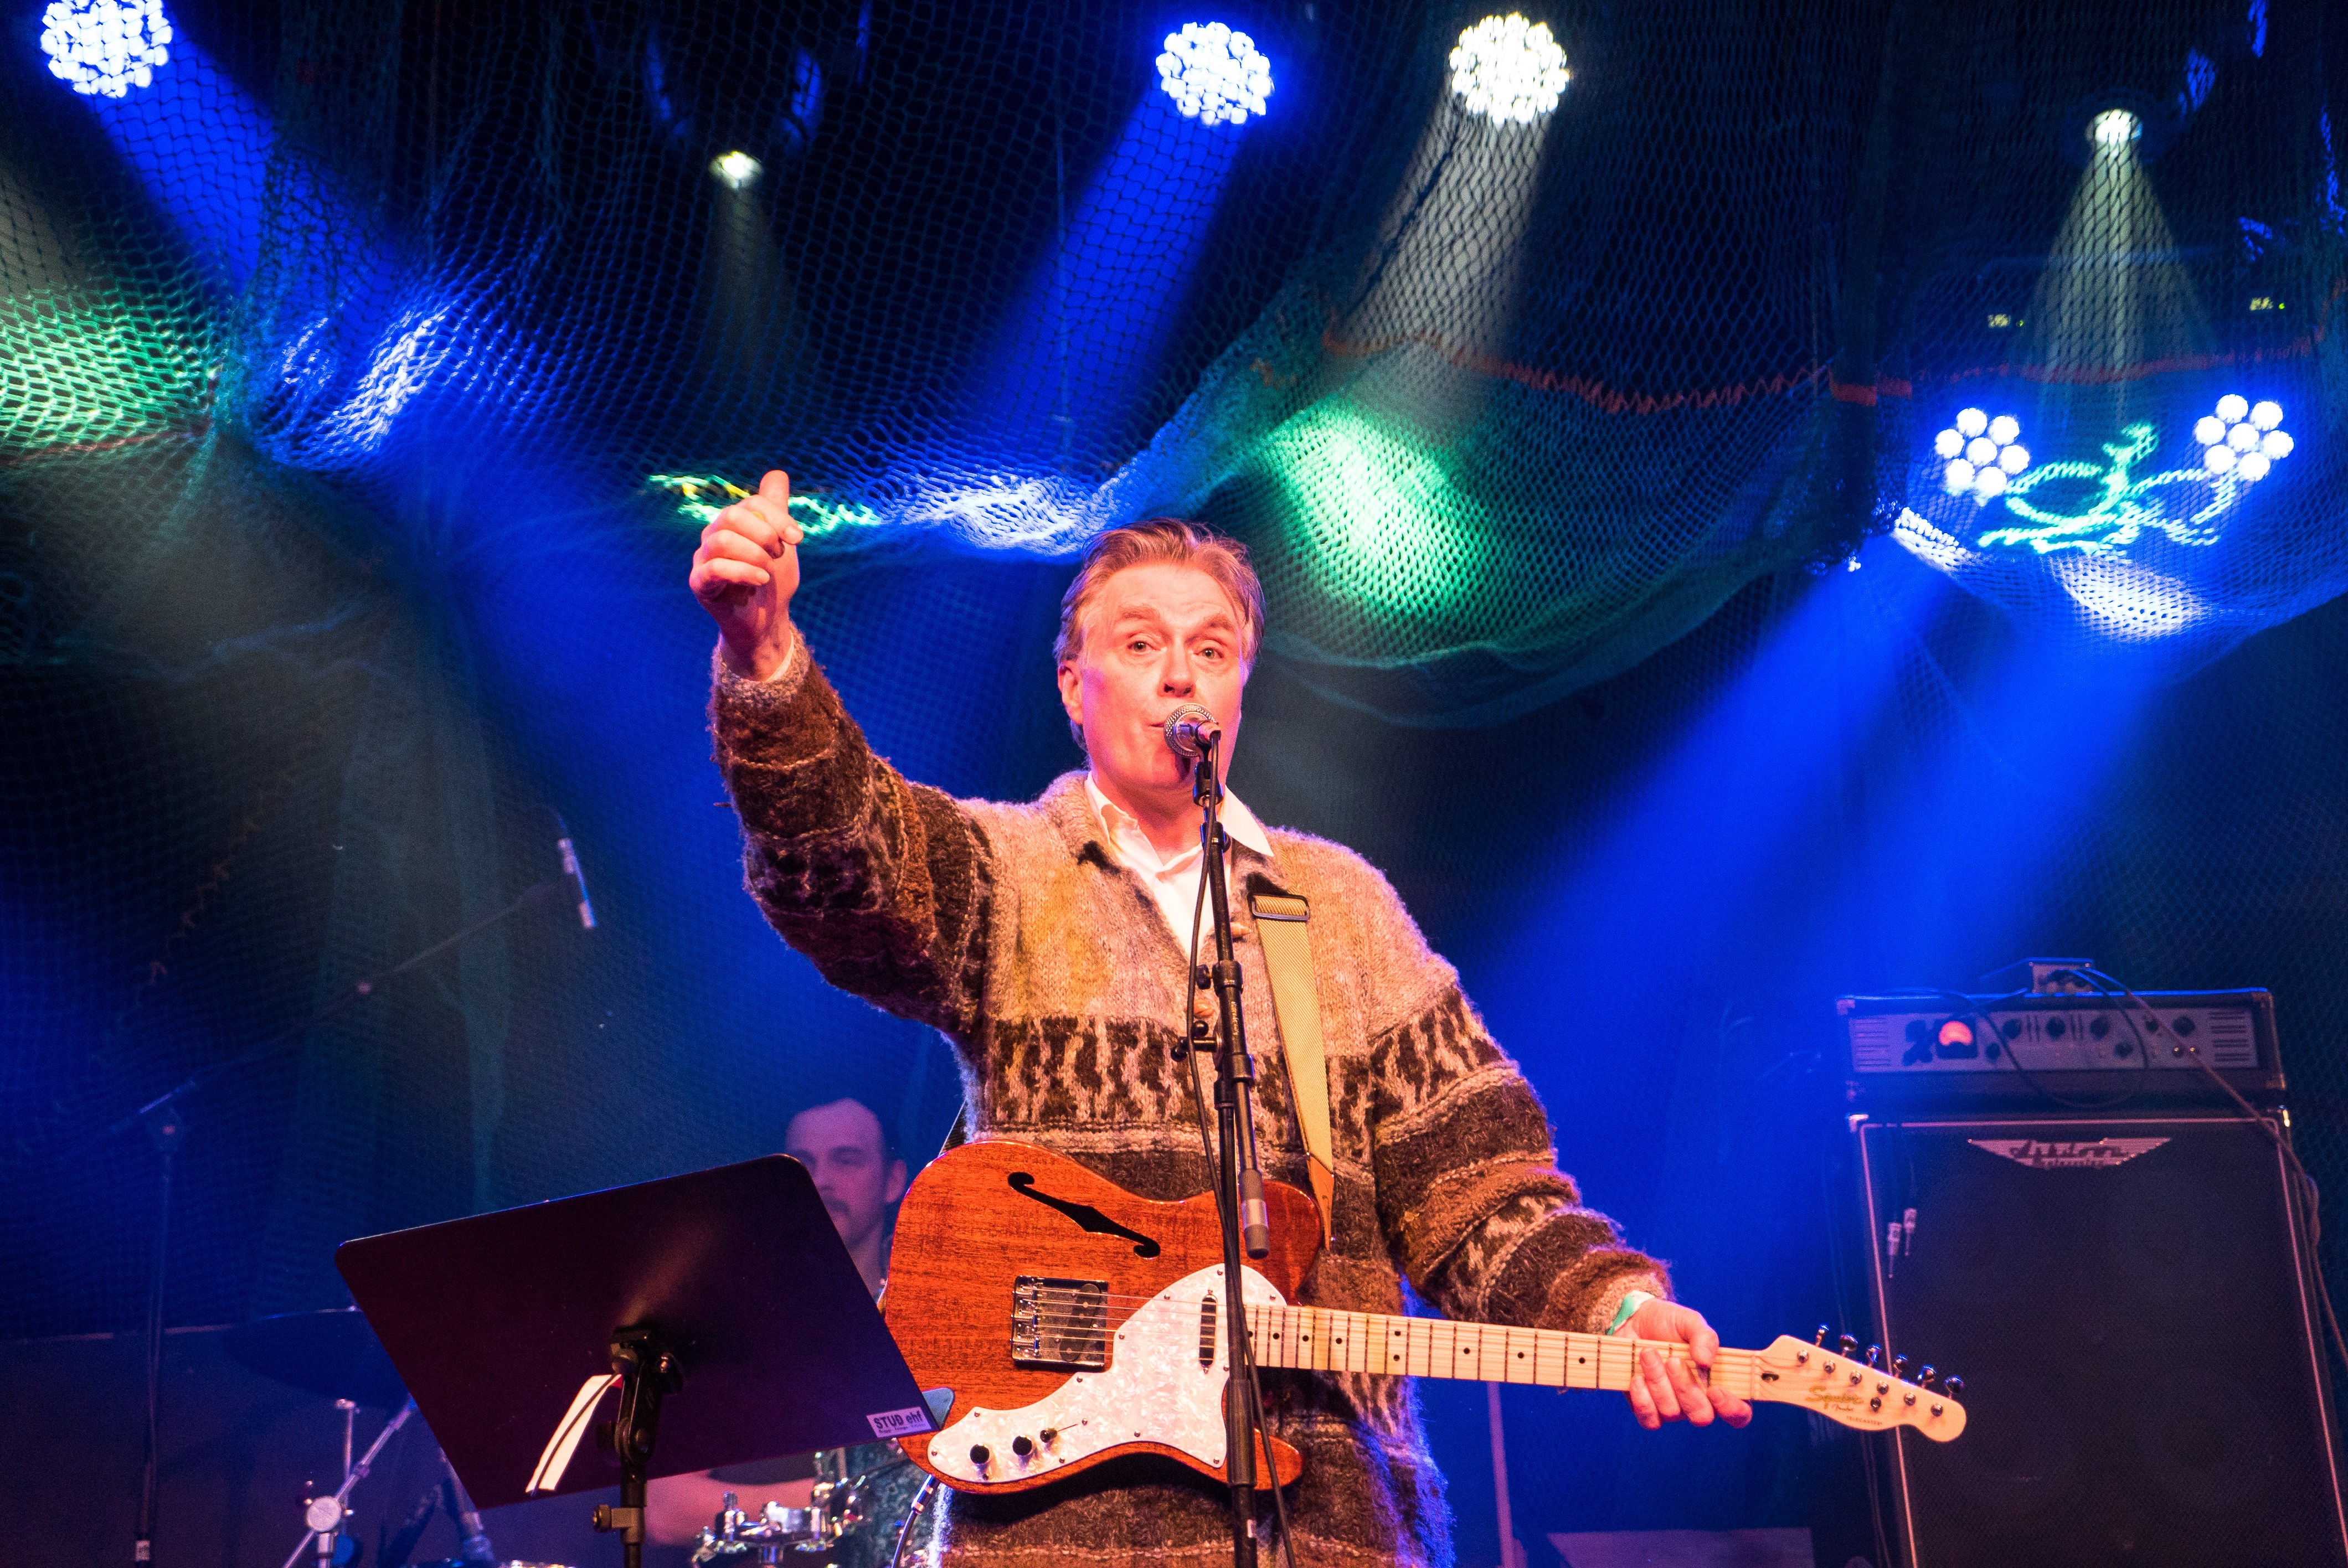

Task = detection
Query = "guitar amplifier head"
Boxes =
[1836,989,2283,1110]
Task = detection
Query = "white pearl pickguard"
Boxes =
[928,1264,1288,1485]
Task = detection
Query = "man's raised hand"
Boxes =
[689,469,802,680]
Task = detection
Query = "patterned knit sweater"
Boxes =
[709,642,1669,1568]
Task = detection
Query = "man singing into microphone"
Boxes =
[690,474,1747,1568]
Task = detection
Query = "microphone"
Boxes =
[555,816,597,931]
[1161,704,1219,760]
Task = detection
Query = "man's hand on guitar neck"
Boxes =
[1616,1299,1754,1431]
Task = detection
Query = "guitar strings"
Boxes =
[1003,1295,1934,1399]
[1005,1302,1774,1378]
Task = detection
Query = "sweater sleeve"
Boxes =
[1352,871,1669,1336]
[707,637,993,1038]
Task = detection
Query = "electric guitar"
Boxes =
[883,1141,1965,1494]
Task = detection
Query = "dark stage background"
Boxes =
[5,0,2345,1564]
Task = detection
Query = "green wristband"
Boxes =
[1606,1290,1655,1337]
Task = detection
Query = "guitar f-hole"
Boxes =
[1006,1173,1162,1257]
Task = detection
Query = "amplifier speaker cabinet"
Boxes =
[1850,1110,2346,1567]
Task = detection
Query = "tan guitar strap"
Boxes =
[1248,891,1336,1242]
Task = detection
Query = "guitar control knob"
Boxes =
[1011,1436,1034,1458]
[969,1445,991,1468]
[1038,1428,1059,1445]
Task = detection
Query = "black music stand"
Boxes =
[337,1156,936,1567]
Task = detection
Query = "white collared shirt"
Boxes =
[1084,774,1273,958]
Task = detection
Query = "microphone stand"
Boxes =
[1192,735,1272,1568]
[101,867,584,1568]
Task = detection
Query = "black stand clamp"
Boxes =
[590,1327,683,1568]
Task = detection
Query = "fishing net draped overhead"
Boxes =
[5,0,2346,1401]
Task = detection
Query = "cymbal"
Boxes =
[223,1307,409,1410]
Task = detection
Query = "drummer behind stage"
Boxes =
[688,473,1749,1568]
[645,1095,909,1548]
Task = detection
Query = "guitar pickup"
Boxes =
[1011,1277,1111,1370]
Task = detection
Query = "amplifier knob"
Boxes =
[2045,1017,2067,1039]
[2089,1014,2112,1039]
[2001,1019,2023,1041]
[2172,1015,2197,1037]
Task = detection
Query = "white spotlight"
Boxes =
[40,0,173,97]
[1987,414,2020,447]
[1944,458,1977,493]
[710,151,764,189]
[1973,466,2008,499]
[1157,22,1274,126]
[2089,108,2141,147]
[1955,407,1989,438]
[2261,430,2294,461]
[2249,400,2283,431]
[2204,445,2237,475]
[1998,443,2030,475]
[2215,393,2249,424]
[2193,415,2226,446]
[1933,429,1964,460]
[1449,14,1570,125]
[1965,436,1998,467]
[2236,452,2272,482]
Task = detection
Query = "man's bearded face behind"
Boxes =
[784,1098,907,1252]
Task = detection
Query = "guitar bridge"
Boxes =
[1011,1277,1110,1370]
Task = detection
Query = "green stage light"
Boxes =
[1263,405,1491,621]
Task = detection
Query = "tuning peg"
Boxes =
[1918,1364,1936,1386]
[1814,1324,1830,1347]
[1865,1345,1881,1369]
[1891,1354,1908,1379]
[1839,1334,1858,1359]
[1943,1375,1963,1397]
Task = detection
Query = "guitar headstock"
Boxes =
[1743,1333,1967,1441]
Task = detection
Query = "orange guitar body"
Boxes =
[883,1139,1322,1493]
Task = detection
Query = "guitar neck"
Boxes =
[1245,1302,1752,1397]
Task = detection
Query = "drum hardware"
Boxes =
[693,1446,936,1568]
[280,1397,417,1568]
[692,1494,825,1565]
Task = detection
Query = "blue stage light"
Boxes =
[1934,409,2028,501]
[1449,14,1569,125]
[2197,395,2290,483]
[1156,22,1272,127]
[41,0,173,97]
